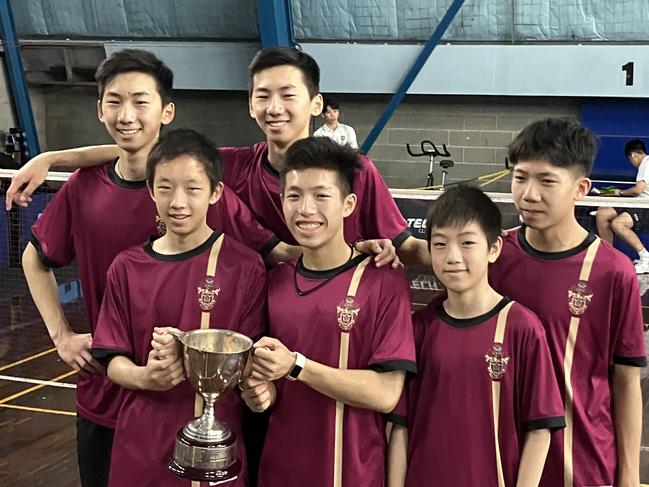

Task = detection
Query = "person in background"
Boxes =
[596,138,649,273]
[313,96,358,149]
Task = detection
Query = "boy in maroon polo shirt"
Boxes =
[21,49,274,487]
[490,118,646,487]
[7,47,429,267]
[92,128,266,487]
[388,185,564,487]
[240,137,416,487]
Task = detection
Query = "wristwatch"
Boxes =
[286,352,306,381]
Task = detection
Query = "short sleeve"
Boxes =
[515,306,566,431]
[207,185,279,257]
[351,156,410,246]
[347,126,358,149]
[233,256,268,341]
[92,258,135,365]
[30,173,78,267]
[637,159,649,184]
[367,268,417,374]
[611,267,647,367]
[385,386,408,427]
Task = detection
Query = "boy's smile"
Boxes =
[282,167,355,269]
[150,155,220,246]
[97,71,174,156]
[249,65,322,152]
[429,221,501,294]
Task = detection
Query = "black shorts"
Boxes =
[615,208,649,233]
[76,415,115,487]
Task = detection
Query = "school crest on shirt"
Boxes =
[197,277,220,311]
[567,280,593,316]
[337,297,360,331]
[485,343,510,381]
[155,215,167,236]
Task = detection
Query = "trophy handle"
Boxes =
[167,329,187,378]
[167,329,186,343]
[238,347,256,390]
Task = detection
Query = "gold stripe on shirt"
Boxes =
[191,234,224,487]
[333,256,371,487]
[563,237,600,487]
[492,301,514,487]
[192,234,225,421]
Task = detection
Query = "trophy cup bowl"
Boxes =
[167,328,253,483]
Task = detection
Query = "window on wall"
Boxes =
[291,0,649,42]
[10,0,259,40]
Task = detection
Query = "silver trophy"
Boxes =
[168,328,253,483]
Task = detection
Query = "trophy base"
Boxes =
[168,458,241,483]
[168,428,241,482]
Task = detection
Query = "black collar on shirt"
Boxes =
[516,225,597,260]
[437,297,511,329]
[143,230,222,262]
[296,252,368,280]
[107,158,147,189]
[294,252,369,297]
[262,159,280,178]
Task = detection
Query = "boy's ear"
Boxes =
[97,100,104,122]
[161,102,175,126]
[574,176,592,201]
[209,182,224,205]
[343,193,357,217]
[248,97,256,119]
[488,235,503,264]
[147,182,155,201]
[311,94,324,117]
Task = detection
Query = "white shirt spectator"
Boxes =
[636,155,649,198]
[314,123,358,149]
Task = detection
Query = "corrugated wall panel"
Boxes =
[10,0,258,39]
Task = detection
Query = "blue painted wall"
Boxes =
[581,99,649,181]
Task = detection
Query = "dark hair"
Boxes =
[624,139,647,157]
[146,128,222,191]
[280,136,361,196]
[323,96,340,111]
[508,118,598,176]
[248,47,320,99]
[425,185,502,246]
[95,49,174,105]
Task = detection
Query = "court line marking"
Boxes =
[0,347,56,372]
[0,370,76,405]
[0,374,76,389]
[0,403,75,416]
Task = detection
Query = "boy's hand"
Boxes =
[151,326,182,361]
[251,337,296,381]
[240,376,276,412]
[54,330,104,377]
[142,349,184,391]
[5,152,54,210]
[355,239,402,268]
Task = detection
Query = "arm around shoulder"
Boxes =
[6,145,119,210]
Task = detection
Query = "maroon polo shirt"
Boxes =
[92,231,266,487]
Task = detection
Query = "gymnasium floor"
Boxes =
[1,279,648,485]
